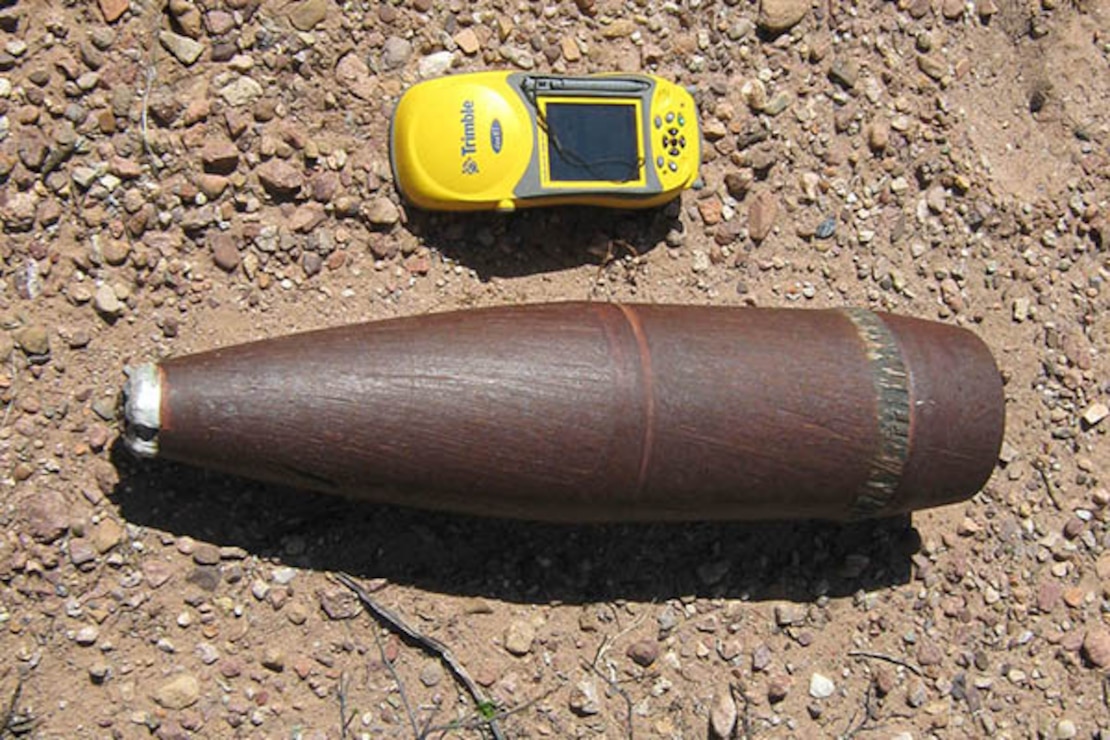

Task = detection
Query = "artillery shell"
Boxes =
[121,302,1004,522]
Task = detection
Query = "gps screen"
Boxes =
[544,103,640,183]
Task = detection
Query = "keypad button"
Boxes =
[654,115,662,129]
[669,148,680,157]
[668,161,678,172]
[668,127,679,136]
[679,136,686,148]
[678,114,685,126]
[656,156,664,168]
[665,112,675,123]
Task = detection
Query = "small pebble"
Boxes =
[504,619,535,656]
[1082,402,1108,427]
[568,680,601,716]
[89,661,110,684]
[261,647,285,672]
[752,644,772,672]
[768,674,791,703]
[709,688,737,738]
[158,31,205,66]
[93,285,123,319]
[154,673,201,710]
[626,639,659,667]
[809,672,835,699]
[1083,629,1110,668]
[16,326,50,357]
[382,37,412,69]
[419,661,443,687]
[272,566,297,585]
[758,0,809,32]
[748,190,778,242]
[364,198,400,227]
[775,603,806,626]
[907,678,927,707]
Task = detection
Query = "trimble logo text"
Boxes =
[460,100,477,156]
[460,100,479,175]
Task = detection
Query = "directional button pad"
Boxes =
[655,106,692,179]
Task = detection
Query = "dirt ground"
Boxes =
[0,0,1108,737]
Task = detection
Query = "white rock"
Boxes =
[741,79,767,111]
[219,76,263,107]
[154,673,200,710]
[228,54,254,72]
[499,45,534,70]
[504,619,535,656]
[93,284,123,318]
[251,579,270,600]
[272,566,297,585]
[691,250,710,273]
[709,688,737,738]
[809,672,835,699]
[159,31,204,66]
[418,51,453,79]
[195,642,220,665]
[569,680,601,716]
[1082,402,1108,427]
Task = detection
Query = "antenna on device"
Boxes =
[524,76,651,95]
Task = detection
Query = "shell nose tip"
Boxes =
[121,363,162,458]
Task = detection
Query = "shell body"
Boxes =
[122,302,1005,522]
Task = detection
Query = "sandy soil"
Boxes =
[0,0,1108,738]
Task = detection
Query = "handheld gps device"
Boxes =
[390,72,700,212]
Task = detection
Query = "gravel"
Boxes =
[1,0,1107,736]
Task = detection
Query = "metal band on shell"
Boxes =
[843,309,911,519]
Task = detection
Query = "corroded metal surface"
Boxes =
[841,308,911,519]
[122,302,1005,522]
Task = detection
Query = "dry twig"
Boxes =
[370,624,421,738]
[423,686,561,738]
[731,682,752,740]
[333,572,505,740]
[337,671,355,740]
[580,607,648,740]
[582,659,634,740]
[841,682,876,739]
[589,239,640,299]
[591,606,647,665]
[1,676,25,740]
[847,650,924,678]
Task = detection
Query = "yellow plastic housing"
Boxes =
[390,71,700,212]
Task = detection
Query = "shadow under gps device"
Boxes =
[390,72,700,212]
